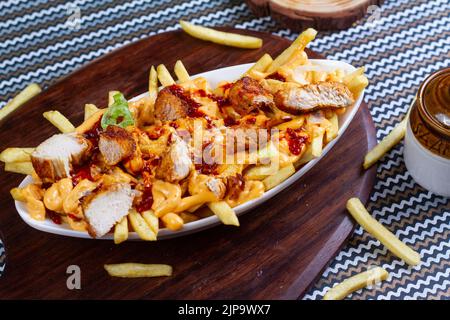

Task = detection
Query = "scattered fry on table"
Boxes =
[346,198,421,266]
[0,83,41,121]
[323,267,389,300]
[363,120,407,169]
[104,263,173,278]
[180,20,262,49]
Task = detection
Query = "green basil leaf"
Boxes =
[101,92,135,129]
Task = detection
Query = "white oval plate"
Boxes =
[15,59,364,240]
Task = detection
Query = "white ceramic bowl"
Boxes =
[15,59,364,240]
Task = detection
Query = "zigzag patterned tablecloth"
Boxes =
[0,0,449,300]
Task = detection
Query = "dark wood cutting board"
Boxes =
[0,29,376,299]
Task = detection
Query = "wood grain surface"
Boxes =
[246,0,385,31]
[0,29,376,299]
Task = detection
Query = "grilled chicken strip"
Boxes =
[31,133,91,183]
[156,133,192,183]
[274,82,354,114]
[83,183,134,238]
[228,76,275,116]
[154,86,189,121]
[99,125,136,166]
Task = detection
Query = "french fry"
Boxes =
[175,193,217,213]
[114,216,128,244]
[0,83,41,121]
[266,28,317,73]
[245,164,277,180]
[294,145,315,168]
[142,210,159,235]
[342,66,368,96]
[262,163,295,190]
[148,66,158,105]
[0,147,34,163]
[325,113,339,143]
[276,116,305,131]
[363,119,407,169]
[5,161,35,175]
[84,104,99,121]
[161,212,184,231]
[157,64,175,87]
[174,60,190,83]
[180,20,262,49]
[207,201,239,226]
[346,198,421,266]
[243,53,273,77]
[104,263,172,278]
[311,126,325,157]
[312,70,327,83]
[128,209,157,241]
[43,110,75,133]
[323,267,389,300]
[347,74,369,97]
[343,66,365,85]
[75,109,106,133]
[108,91,120,107]
[10,187,26,202]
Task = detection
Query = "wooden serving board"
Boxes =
[246,0,385,31]
[0,29,376,299]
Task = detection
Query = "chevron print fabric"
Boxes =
[0,0,449,300]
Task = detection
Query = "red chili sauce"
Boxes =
[167,85,205,118]
[47,210,62,225]
[266,72,286,82]
[286,128,308,155]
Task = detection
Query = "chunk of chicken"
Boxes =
[156,134,192,183]
[82,183,134,238]
[99,125,136,166]
[228,76,275,116]
[154,86,189,121]
[31,133,91,183]
[274,82,354,114]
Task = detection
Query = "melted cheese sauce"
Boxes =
[22,184,46,221]
[225,180,265,208]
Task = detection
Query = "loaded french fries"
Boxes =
[2,28,368,243]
